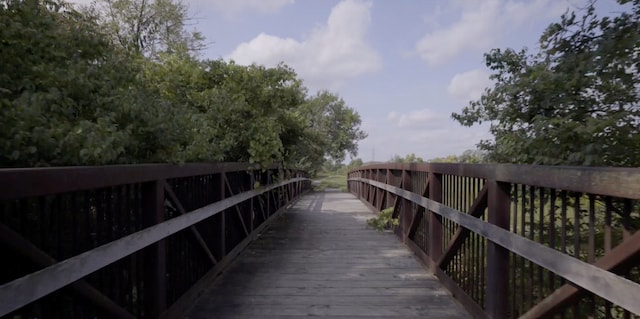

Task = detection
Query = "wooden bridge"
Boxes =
[1,163,639,318]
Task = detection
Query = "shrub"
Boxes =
[367,207,398,231]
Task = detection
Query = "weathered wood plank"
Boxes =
[210,272,432,282]
[186,192,470,319]
[189,304,465,317]
[210,279,436,288]
[194,294,453,306]
[203,286,445,296]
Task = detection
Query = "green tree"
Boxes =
[0,0,367,172]
[452,0,640,166]
[347,158,364,170]
[1,0,157,166]
[86,0,205,58]
[197,61,308,166]
[428,150,487,163]
[390,153,424,163]
[136,53,222,162]
[428,155,458,163]
[303,91,367,165]
[457,149,487,163]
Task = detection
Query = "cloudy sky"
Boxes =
[78,0,624,162]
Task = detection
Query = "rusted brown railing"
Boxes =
[0,163,309,318]
[348,163,640,319]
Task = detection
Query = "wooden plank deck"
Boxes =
[186,191,470,319]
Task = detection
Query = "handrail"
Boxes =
[0,177,307,316]
[350,163,640,199]
[0,162,273,200]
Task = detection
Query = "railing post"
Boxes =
[357,170,361,196]
[361,170,366,198]
[374,169,380,209]
[352,171,356,196]
[386,169,391,210]
[400,170,412,242]
[219,173,226,258]
[428,173,443,270]
[250,172,255,232]
[373,169,377,207]
[365,169,370,202]
[379,169,386,210]
[486,180,511,319]
[142,180,166,318]
[267,171,272,215]
[370,168,374,203]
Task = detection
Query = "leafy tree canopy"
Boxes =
[86,0,205,58]
[428,150,487,163]
[452,0,640,166]
[347,158,363,170]
[390,153,424,163]
[0,0,367,171]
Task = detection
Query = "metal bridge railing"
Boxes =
[349,163,640,319]
[0,163,309,318]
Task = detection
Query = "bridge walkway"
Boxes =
[186,191,470,319]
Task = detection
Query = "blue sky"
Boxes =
[76,0,625,162]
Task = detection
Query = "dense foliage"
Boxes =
[428,149,487,163]
[452,0,640,166]
[0,0,366,172]
[389,153,424,163]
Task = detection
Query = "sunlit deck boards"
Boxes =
[186,191,470,319]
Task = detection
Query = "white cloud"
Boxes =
[387,109,440,128]
[208,0,295,15]
[227,0,382,90]
[414,0,569,66]
[358,119,492,162]
[415,1,501,66]
[405,124,493,156]
[358,108,492,161]
[447,69,493,102]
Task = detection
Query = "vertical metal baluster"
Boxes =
[559,189,568,319]
[520,184,526,311]
[549,190,557,293]
[622,199,633,319]
[511,185,519,316]
[528,186,535,306]
[537,187,544,303]
[604,197,613,318]
[588,194,596,318]
[572,193,581,319]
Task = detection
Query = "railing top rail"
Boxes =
[349,163,640,199]
[0,162,300,200]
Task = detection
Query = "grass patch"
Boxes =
[313,172,347,192]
